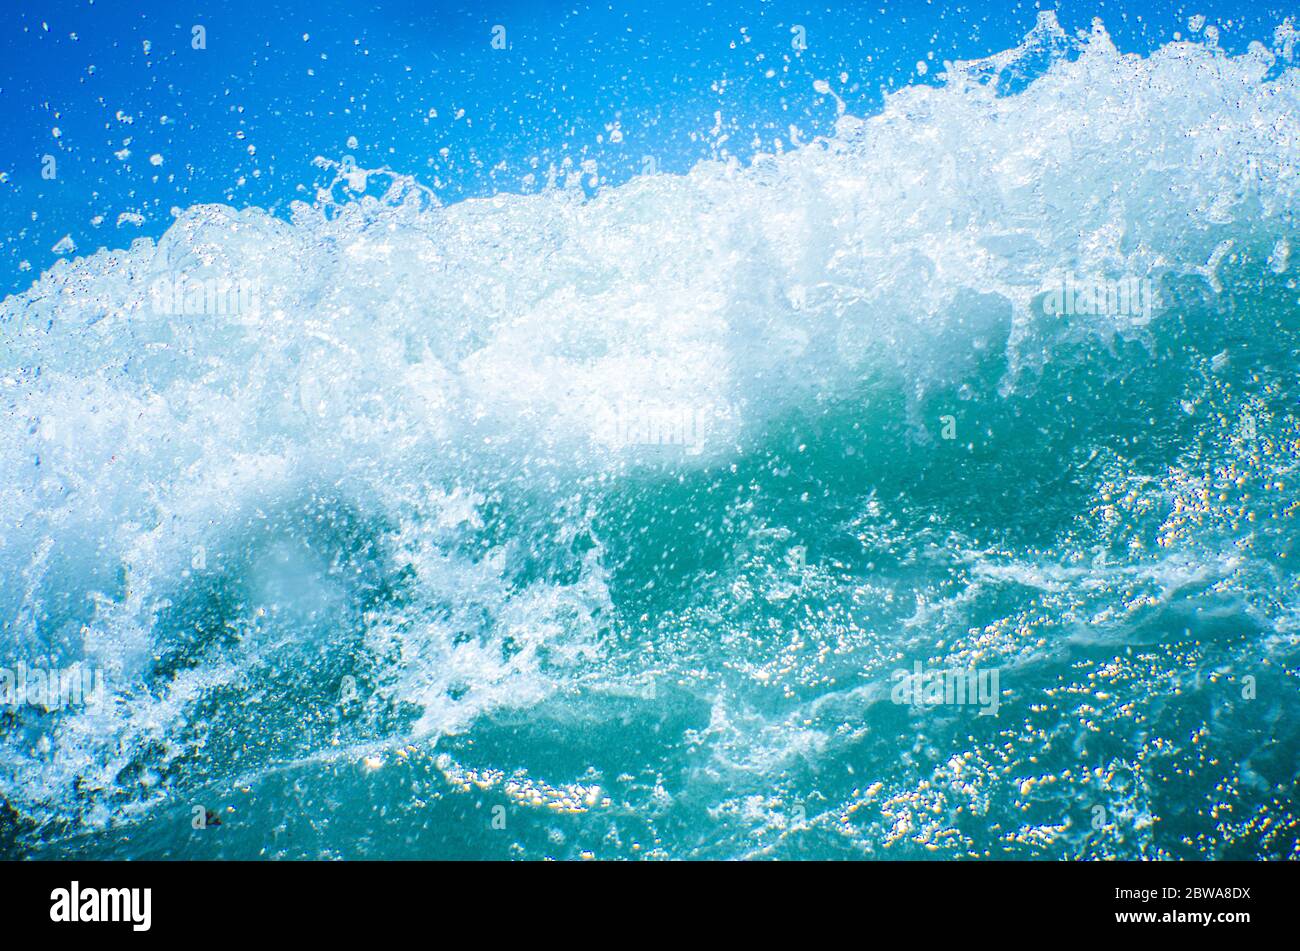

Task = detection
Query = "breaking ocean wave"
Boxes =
[3,14,1300,859]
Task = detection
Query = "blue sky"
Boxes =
[1,0,1291,295]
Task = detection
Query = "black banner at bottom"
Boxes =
[0,859,1290,938]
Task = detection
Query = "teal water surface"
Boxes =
[3,14,1300,859]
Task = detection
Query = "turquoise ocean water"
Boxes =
[2,8,1300,859]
